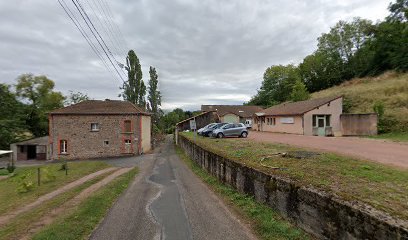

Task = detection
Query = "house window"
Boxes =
[267,118,270,125]
[91,123,99,131]
[104,140,109,145]
[272,118,276,126]
[60,140,67,154]
[124,139,131,144]
[124,120,132,132]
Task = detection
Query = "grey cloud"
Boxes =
[0,0,390,110]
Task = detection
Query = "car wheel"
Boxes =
[241,132,248,138]
[217,133,224,138]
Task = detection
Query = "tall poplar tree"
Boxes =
[122,50,145,107]
[147,66,162,124]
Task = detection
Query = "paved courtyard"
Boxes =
[248,131,408,168]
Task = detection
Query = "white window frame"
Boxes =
[60,140,67,154]
[91,123,100,131]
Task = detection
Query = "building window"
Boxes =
[91,123,99,131]
[272,118,276,126]
[60,140,67,154]
[104,140,109,145]
[124,120,132,132]
[124,139,131,144]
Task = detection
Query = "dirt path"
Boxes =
[0,167,117,226]
[19,167,133,240]
[248,131,408,168]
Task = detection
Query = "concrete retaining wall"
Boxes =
[178,135,408,239]
[341,113,378,136]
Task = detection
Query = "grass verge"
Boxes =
[175,145,309,240]
[32,168,137,240]
[368,132,408,142]
[0,172,110,240]
[180,132,408,221]
[0,161,110,215]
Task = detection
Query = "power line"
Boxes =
[85,0,124,57]
[98,0,129,54]
[58,0,121,83]
[71,0,125,82]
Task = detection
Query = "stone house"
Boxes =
[253,96,343,136]
[201,105,264,124]
[49,100,151,160]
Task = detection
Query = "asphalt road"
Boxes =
[90,137,256,240]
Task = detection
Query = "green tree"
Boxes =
[64,90,90,106]
[250,65,300,106]
[122,50,145,107]
[147,66,162,124]
[0,84,28,149]
[290,80,310,102]
[15,74,65,137]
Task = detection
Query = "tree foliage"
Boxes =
[290,80,310,102]
[15,74,65,137]
[147,66,162,124]
[249,0,407,111]
[64,90,90,106]
[0,84,27,149]
[122,50,146,108]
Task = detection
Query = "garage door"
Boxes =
[223,114,239,123]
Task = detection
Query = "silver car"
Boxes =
[212,123,248,138]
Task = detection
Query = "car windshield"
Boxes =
[213,123,226,129]
[205,123,216,129]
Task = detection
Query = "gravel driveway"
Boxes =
[248,131,408,168]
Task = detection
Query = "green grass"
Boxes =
[32,168,137,240]
[0,172,110,240]
[368,132,408,142]
[175,146,308,240]
[0,161,110,215]
[180,132,408,221]
[312,71,408,132]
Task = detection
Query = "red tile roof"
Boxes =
[201,105,264,118]
[50,100,149,115]
[261,96,342,116]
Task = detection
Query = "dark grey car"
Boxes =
[212,123,248,138]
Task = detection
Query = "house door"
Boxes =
[123,139,133,154]
[317,116,326,136]
[27,145,36,160]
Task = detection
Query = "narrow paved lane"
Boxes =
[90,137,256,240]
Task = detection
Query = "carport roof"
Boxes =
[201,105,264,118]
[260,96,342,116]
[12,136,48,146]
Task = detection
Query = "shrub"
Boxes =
[17,173,34,193]
[6,163,16,173]
[42,168,56,183]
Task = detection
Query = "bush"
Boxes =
[17,173,34,193]
[6,163,16,173]
[42,168,56,183]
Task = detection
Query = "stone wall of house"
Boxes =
[341,113,378,136]
[49,114,149,160]
[178,135,408,239]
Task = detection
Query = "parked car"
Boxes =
[197,123,217,135]
[201,123,228,137]
[212,123,248,138]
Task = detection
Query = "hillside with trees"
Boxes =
[247,0,407,134]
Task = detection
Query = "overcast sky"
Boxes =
[0,0,391,110]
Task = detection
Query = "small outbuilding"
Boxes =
[201,105,264,124]
[10,136,50,161]
[253,96,343,136]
